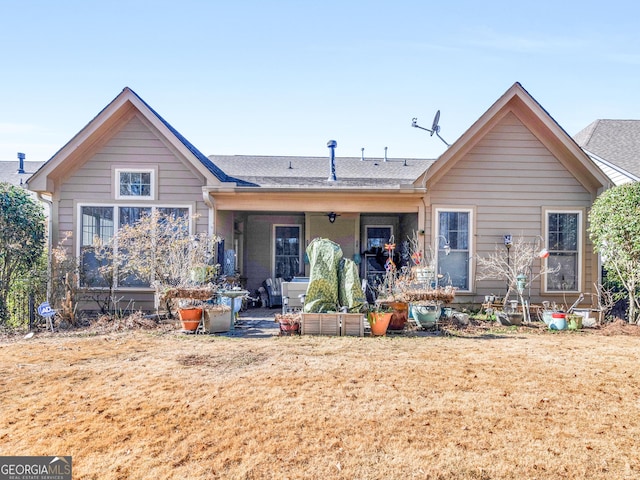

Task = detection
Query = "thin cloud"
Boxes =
[465,27,588,54]
[0,122,39,134]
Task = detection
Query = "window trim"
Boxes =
[114,167,157,200]
[433,206,475,293]
[542,207,583,294]
[272,224,303,279]
[76,203,193,290]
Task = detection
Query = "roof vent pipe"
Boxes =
[384,146,388,162]
[361,147,365,161]
[327,140,337,182]
[17,152,25,174]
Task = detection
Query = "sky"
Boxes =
[1,0,640,163]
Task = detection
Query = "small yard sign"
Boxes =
[37,301,56,318]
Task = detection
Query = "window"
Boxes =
[118,207,152,287]
[274,225,301,280]
[115,169,154,199]
[436,208,473,291]
[366,226,393,251]
[80,206,115,287]
[545,210,582,292]
[79,205,190,288]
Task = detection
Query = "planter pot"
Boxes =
[386,302,408,331]
[496,311,523,326]
[203,306,231,333]
[549,312,567,331]
[411,304,441,329]
[179,307,203,331]
[567,314,583,330]
[279,322,300,336]
[368,312,392,336]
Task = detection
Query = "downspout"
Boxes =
[36,192,54,302]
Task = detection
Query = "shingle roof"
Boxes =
[574,120,640,178]
[126,89,256,187]
[208,155,435,188]
[0,161,45,187]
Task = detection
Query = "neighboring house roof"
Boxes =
[28,87,252,192]
[209,154,436,188]
[419,82,611,192]
[573,120,640,185]
[0,161,45,187]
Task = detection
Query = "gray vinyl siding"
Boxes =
[57,114,210,311]
[429,112,596,305]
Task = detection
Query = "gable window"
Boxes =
[435,208,473,291]
[274,225,301,280]
[79,204,190,288]
[544,210,582,292]
[115,169,154,199]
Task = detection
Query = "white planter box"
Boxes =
[203,306,232,333]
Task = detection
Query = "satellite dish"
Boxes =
[411,109,450,147]
[430,110,441,136]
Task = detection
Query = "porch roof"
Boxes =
[208,155,436,188]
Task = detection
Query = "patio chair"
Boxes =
[262,278,283,308]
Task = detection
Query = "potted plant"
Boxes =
[367,303,393,336]
[275,312,301,335]
[411,302,441,329]
[374,232,456,330]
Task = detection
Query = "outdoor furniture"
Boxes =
[281,280,309,314]
[262,278,283,308]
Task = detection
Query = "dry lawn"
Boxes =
[1,322,640,479]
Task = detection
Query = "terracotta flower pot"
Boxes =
[179,307,203,331]
[387,302,408,330]
[369,312,392,336]
[279,322,300,335]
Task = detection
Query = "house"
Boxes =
[27,82,611,312]
[574,120,640,185]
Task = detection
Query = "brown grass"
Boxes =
[1,322,640,479]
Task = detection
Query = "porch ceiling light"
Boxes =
[327,212,340,223]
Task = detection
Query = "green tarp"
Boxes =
[303,238,365,313]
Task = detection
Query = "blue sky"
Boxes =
[2,0,639,163]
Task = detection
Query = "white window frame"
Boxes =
[542,208,583,294]
[272,224,302,280]
[433,206,474,293]
[114,167,157,200]
[77,203,192,289]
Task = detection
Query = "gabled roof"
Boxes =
[418,82,611,193]
[28,87,253,192]
[574,119,640,183]
[209,154,435,189]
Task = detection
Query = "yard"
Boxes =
[1,321,639,479]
